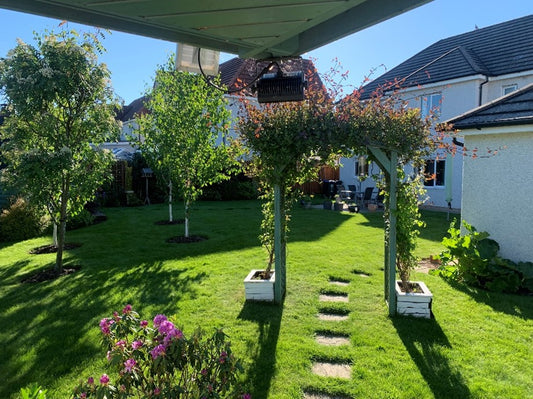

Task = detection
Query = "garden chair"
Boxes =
[362,187,374,208]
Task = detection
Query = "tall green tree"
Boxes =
[135,57,237,237]
[0,30,120,272]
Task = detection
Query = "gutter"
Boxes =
[478,74,489,106]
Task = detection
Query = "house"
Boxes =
[445,83,533,263]
[340,14,533,209]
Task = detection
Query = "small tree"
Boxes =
[0,30,120,272]
[135,58,237,237]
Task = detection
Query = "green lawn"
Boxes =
[0,201,531,398]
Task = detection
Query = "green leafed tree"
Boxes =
[0,29,120,272]
[135,57,238,237]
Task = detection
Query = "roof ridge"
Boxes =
[457,46,490,75]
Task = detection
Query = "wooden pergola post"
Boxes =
[368,147,398,316]
[273,183,286,304]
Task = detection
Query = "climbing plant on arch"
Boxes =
[239,81,432,313]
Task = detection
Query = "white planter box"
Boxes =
[244,270,275,301]
[395,280,433,318]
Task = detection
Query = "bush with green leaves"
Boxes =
[72,305,248,399]
[20,384,47,399]
[431,220,533,293]
[0,197,47,242]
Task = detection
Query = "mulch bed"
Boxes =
[21,265,81,283]
[166,235,207,244]
[29,242,82,255]
[155,219,185,225]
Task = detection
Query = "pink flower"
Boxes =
[113,311,121,321]
[158,320,175,335]
[99,318,114,335]
[153,314,167,328]
[219,351,228,363]
[87,377,94,385]
[132,340,143,350]
[106,350,112,362]
[140,320,148,328]
[99,374,110,386]
[80,393,87,399]
[115,340,126,349]
[124,358,136,372]
[242,394,252,399]
[163,327,184,345]
[150,344,166,359]
[122,304,132,314]
[154,387,161,395]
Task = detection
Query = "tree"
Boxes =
[135,57,237,237]
[0,30,120,272]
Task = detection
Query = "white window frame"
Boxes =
[420,93,442,119]
[424,159,445,188]
[502,84,517,96]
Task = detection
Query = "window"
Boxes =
[420,93,442,119]
[424,159,445,187]
[502,84,517,96]
[355,156,368,177]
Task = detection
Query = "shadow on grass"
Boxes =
[0,261,207,399]
[446,280,533,320]
[392,317,471,399]
[238,301,283,399]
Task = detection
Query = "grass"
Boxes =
[0,201,532,398]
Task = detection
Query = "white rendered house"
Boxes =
[340,15,533,209]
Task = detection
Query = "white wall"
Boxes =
[461,126,533,262]
[339,71,533,209]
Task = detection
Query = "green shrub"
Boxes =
[20,384,47,399]
[66,209,94,231]
[0,198,47,242]
[431,220,533,293]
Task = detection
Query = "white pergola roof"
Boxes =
[0,0,431,59]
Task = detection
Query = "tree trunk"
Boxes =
[168,181,173,222]
[55,177,70,273]
[52,223,58,247]
[184,198,190,238]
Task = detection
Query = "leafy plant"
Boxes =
[0,29,120,272]
[0,197,47,242]
[134,56,239,235]
[390,170,426,291]
[431,220,533,293]
[72,305,248,399]
[20,384,48,399]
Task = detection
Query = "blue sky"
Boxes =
[1,0,531,105]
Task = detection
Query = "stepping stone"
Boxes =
[312,362,351,379]
[319,294,349,303]
[329,280,349,287]
[315,334,350,346]
[317,313,349,321]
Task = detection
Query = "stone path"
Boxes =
[307,278,355,399]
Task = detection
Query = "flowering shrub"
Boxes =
[72,305,248,398]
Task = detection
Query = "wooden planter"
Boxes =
[244,270,275,301]
[395,280,432,318]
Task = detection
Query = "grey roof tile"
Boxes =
[446,83,533,129]
[360,15,533,99]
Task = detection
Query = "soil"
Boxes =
[29,242,82,254]
[397,281,424,294]
[416,257,441,274]
[251,270,273,280]
[21,265,81,283]
[166,235,207,244]
[155,219,185,225]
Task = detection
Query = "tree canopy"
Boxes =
[0,29,120,271]
[135,57,238,237]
